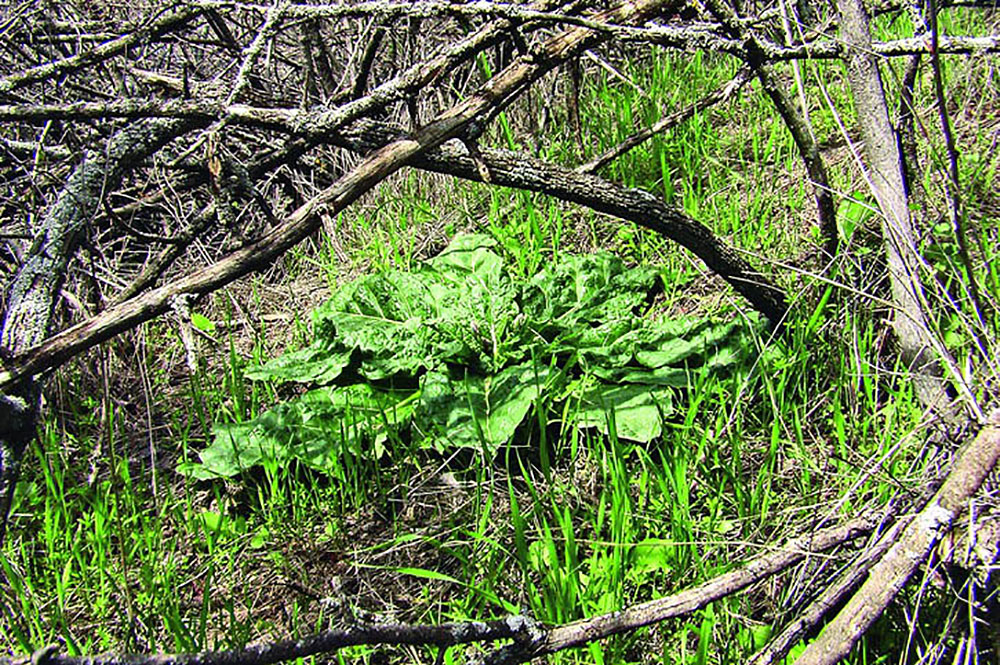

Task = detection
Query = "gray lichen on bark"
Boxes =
[0,118,196,541]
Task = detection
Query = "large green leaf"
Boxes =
[425,232,503,278]
[183,420,281,480]
[279,234,516,381]
[589,364,689,387]
[245,344,354,384]
[521,252,661,335]
[521,253,674,372]
[183,385,416,478]
[413,363,554,456]
[319,271,443,379]
[634,319,740,368]
[573,382,673,443]
[425,259,521,372]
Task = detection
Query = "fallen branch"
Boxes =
[762,33,1000,58]
[836,0,963,417]
[632,25,1000,58]
[1,511,881,665]
[578,67,752,174]
[332,120,789,325]
[2,617,544,665]
[795,410,1000,664]
[0,0,675,388]
[0,115,789,391]
[0,7,202,95]
[748,510,907,665]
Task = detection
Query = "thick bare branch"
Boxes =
[836,0,964,416]
[0,118,200,543]
[748,515,907,664]
[795,411,1000,664]
[765,33,1000,58]
[0,510,883,665]
[0,0,677,389]
[330,119,788,324]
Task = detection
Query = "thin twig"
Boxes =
[703,0,839,260]
[2,513,883,665]
[479,513,885,664]
[0,7,201,94]
[795,411,1000,664]
[927,0,988,333]
[578,67,751,174]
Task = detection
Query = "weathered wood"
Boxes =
[0,119,198,543]
[0,512,881,665]
[330,120,789,325]
[836,0,964,417]
[0,617,542,665]
[0,7,201,94]
[795,411,1000,664]
[0,0,677,390]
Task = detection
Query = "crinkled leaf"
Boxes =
[182,385,415,478]
[320,271,442,379]
[245,344,353,384]
[292,385,416,460]
[569,321,655,368]
[426,233,502,278]
[635,319,740,368]
[306,235,515,379]
[521,252,661,340]
[194,234,756,475]
[574,382,673,443]
[413,364,553,455]
[427,261,521,372]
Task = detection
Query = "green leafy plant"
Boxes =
[183,234,752,478]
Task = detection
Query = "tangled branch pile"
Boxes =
[1,0,999,663]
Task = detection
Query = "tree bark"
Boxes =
[337,120,789,325]
[836,0,956,416]
[0,119,789,393]
[0,0,677,534]
[795,411,1000,664]
[0,119,198,543]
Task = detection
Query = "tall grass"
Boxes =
[3,12,998,664]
